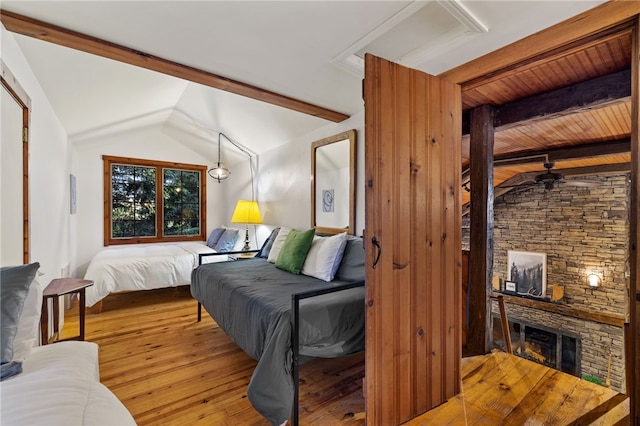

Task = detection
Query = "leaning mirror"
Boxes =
[311,129,356,235]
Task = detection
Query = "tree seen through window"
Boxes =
[104,156,206,245]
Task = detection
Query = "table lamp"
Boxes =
[231,200,263,251]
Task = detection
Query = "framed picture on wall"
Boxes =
[507,250,546,298]
[70,174,77,214]
[322,189,334,212]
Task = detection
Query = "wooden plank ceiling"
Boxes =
[461,26,633,208]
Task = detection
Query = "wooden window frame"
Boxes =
[103,155,207,246]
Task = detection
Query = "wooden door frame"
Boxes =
[441,1,640,422]
[1,59,31,264]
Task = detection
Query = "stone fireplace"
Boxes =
[492,313,580,376]
[463,173,630,392]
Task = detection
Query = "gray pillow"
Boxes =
[214,228,239,252]
[335,237,365,282]
[206,227,226,249]
[258,227,280,259]
[1,262,40,380]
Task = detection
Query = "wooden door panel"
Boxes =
[364,54,462,425]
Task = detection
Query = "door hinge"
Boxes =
[22,127,28,143]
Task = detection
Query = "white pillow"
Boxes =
[12,277,44,361]
[301,232,348,282]
[267,227,291,263]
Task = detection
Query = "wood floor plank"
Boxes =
[587,396,630,425]
[61,286,365,425]
[61,286,628,425]
[403,351,627,425]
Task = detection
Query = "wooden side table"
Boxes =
[227,252,257,261]
[40,278,94,345]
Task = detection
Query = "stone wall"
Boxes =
[463,173,630,391]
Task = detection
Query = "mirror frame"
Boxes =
[310,129,356,235]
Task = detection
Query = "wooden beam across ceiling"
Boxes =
[462,138,631,183]
[0,10,350,123]
[461,69,631,135]
[462,162,632,216]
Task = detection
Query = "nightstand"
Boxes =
[40,278,94,345]
[228,252,257,261]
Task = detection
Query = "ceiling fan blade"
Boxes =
[561,180,600,188]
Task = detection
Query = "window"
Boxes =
[103,156,206,245]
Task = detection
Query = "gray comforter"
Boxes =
[190,258,365,425]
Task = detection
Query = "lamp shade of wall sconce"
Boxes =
[587,273,601,288]
[231,200,262,251]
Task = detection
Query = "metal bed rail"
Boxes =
[291,280,365,426]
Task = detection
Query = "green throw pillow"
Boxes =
[275,228,316,274]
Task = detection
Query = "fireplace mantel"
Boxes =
[493,291,625,327]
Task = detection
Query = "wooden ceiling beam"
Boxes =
[550,162,631,177]
[462,69,631,135]
[462,162,632,216]
[462,138,631,183]
[0,10,350,123]
[496,138,631,167]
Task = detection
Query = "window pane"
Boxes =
[112,165,134,185]
[163,169,200,236]
[111,164,156,238]
[136,220,156,237]
[112,220,133,238]
[181,186,199,204]
[163,169,181,186]
[182,171,199,187]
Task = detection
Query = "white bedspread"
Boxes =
[84,241,219,307]
[0,341,135,425]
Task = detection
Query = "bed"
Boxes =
[1,341,136,425]
[83,241,222,308]
[190,234,365,425]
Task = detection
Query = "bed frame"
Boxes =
[195,251,365,425]
[291,280,365,426]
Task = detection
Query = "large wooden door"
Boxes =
[363,54,462,425]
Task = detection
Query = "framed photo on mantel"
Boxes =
[504,280,517,293]
[507,250,547,298]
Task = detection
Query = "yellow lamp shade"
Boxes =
[231,200,262,224]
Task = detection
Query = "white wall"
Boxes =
[230,111,365,247]
[1,25,74,285]
[73,124,227,275]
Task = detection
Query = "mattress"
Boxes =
[84,241,218,307]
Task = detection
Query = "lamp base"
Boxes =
[242,226,251,251]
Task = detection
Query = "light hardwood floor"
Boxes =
[61,286,366,425]
[62,286,629,425]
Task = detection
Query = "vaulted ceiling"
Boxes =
[1,0,610,169]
